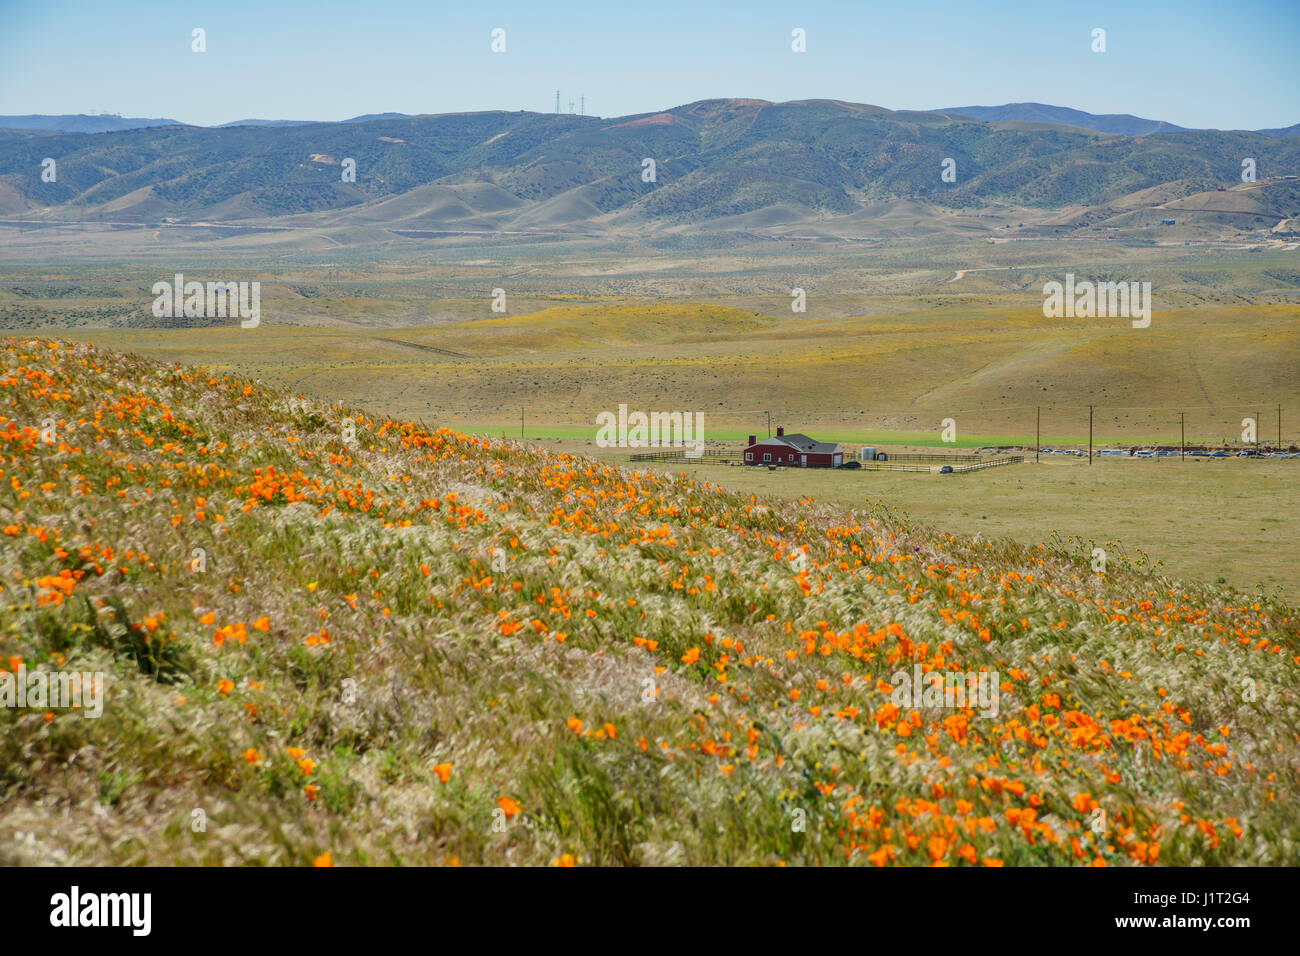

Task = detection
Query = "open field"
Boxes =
[585,449,1300,602]
[2,232,1298,311]
[47,298,1300,446]
[2,338,1297,867]
[14,280,1293,604]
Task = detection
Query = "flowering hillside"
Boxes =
[1,337,1297,866]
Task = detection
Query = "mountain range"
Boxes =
[4,103,1295,137]
[2,99,1297,236]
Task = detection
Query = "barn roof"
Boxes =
[781,433,841,454]
[747,433,842,455]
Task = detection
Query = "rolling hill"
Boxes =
[1,336,1297,865]
[938,104,1189,136]
[1257,123,1300,139]
[2,100,1297,234]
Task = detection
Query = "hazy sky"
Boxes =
[1,0,1296,129]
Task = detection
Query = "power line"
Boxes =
[708,402,1290,415]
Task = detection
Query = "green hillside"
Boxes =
[1,337,1297,865]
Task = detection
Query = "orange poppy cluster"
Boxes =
[1,338,1295,866]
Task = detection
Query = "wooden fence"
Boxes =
[627,449,743,464]
[885,452,995,463]
[947,455,1024,472]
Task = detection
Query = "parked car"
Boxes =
[1236,450,1256,458]
[1099,449,1126,456]
[1134,450,1155,458]
[939,465,954,474]
[1210,451,1228,458]
[1157,450,1179,457]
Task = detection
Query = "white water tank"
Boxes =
[859,446,877,462]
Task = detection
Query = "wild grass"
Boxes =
[0,337,1297,866]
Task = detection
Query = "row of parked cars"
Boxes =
[1038,448,1299,458]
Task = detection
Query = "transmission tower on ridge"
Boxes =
[554,90,561,113]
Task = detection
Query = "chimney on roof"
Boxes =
[776,426,784,437]
[748,435,756,446]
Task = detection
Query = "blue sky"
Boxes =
[0,0,1295,129]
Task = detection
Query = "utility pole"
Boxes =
[1088,405,1093,464]
[520,408,524,439]
[1036,406,1040,462]
[554,90,560,113]
[1180,412,1185,460]
[766,411,771,438]
[1279,403,1283,450]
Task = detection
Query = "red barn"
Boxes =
[743,427,843,468]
